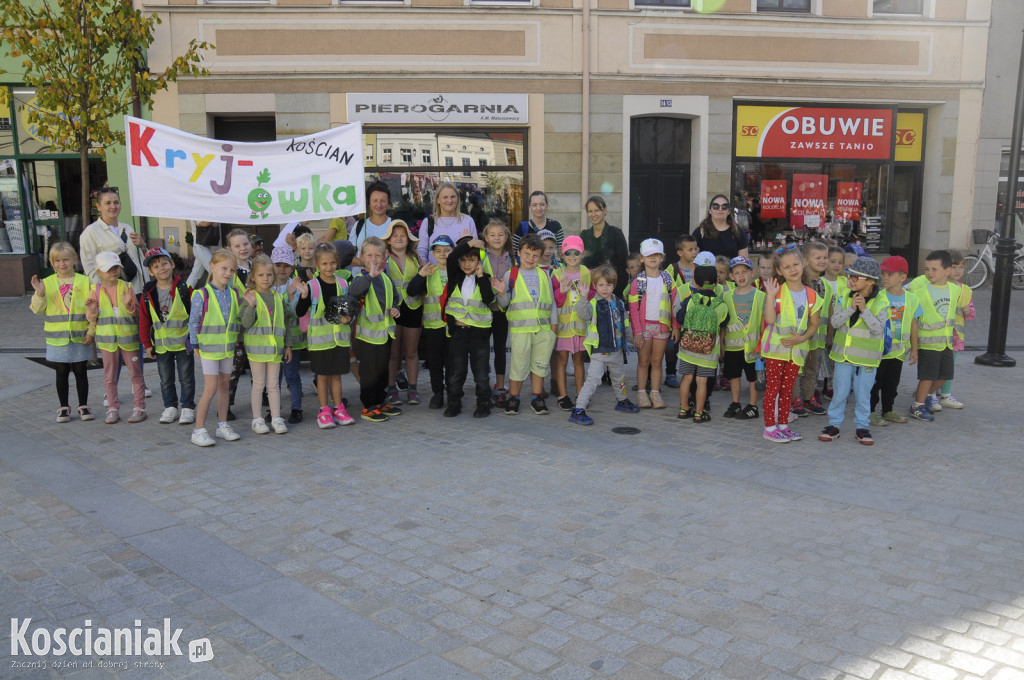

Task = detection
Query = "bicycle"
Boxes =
[963,229,1024,290]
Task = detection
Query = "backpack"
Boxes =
[679,293,723,355]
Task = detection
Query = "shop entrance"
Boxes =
[889,165,923,272]
[629,116,690,265]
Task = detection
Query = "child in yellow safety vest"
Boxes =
[139,248,195,426]
[408,234,455,410]
[907,250,962,421]
[760,244,822,443]
[383,220,423,407]
[225,228,253,419]
[271,246,305,424]
[933,250,974,409]
[793,241,831,416]
[187,250,243,447]
[551,235,595,412]
[240,255,297,436]
[442,241,496,418]
[627,238,679,410]
[86,251,147,425]
[674,261,728,424]
[29,242,95,423]
[819,257,888,445]
[869,255,922,426]
[348,237,403,423]
[721,256,764,421]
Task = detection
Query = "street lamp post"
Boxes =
[976,30,1024,368]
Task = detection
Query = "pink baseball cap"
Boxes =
[562,235,584,254]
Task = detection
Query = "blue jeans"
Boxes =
[828,361,876,430]
[155,350,196,410]
[278,350,303,411]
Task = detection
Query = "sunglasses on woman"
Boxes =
[710,202,729,210]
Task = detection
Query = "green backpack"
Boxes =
[679,293,723,355]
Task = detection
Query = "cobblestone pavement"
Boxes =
[1,290,1023,680]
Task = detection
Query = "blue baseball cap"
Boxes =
[430,234,455,250]
[729,256,753,270]
[143,248,172,267]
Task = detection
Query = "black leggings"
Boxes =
[490,311,509,377]
[55,360,89,408]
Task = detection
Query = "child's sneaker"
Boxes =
[493,389,508,409]
[882,410,908,424]
[723,402,741,418]
[406,389,421,405]
[925,394,942,412]
[429,393,445,409]
[77,406,94,421]
[380,403,402,417]
[615,399,640,413]
[361,407,389,423]
[693,411,711,424]
[56,407,71,423]
[735,404,759,420]
[386,386,402,405]
[869,412,887,427]
[191,428,216,447]
[806,396,827,415]
[159,407,179,423]
[472,404,491,418]
[504,396,520,416]
[317,407,337,429]
[909,404,934,421]
[288,409,303,424]
[569,408,593,426]
[763,427,790,443]
[179,408,195,425]
[819,425,840,441]
[271,417,288,434]
[939,394,964,409]
[855,429,874,445]
[778,426,802,441]
[530,397,549,415]
[215,423,240,441]
[444,403,461,418]
[649,391,666,409]
[332,403,355,425]
[395,369,409,391]
[105,409,119,424]
[557,396,574,411]
[252,417,270,434]
[637,391,652,408]
[791,398,807,417]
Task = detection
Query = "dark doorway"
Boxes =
[629,116,691,266]
[889,165,923,273]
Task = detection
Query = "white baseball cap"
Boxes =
[95,251,121,272]
[639,238,664,257]
[693,251,716,267]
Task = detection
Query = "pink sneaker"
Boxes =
[779,426,802,441]
[317,407,336,429]
[332,403,355,426]
[762,427,790,443]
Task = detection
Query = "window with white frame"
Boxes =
[873,0,923,14]
[421,149,432,165]
[757,0,811,12]
[382,148,392,164]
[401,148,413,163]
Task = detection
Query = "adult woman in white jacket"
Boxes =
[79,187,148,293]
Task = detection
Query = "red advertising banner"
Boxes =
[791,174,828,229]
[836,182,862,220]
[736,105,894,160]
[760,180,788,219]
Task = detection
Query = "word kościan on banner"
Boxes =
[124,116,365,224]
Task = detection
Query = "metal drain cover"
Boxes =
[611,426,641,435]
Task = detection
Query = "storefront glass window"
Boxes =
[757,0,811,12]
[364,129,526,229]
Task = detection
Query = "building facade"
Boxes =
[143,0,990,271]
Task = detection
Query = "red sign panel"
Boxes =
[760,180,788,219]
[753,107,893,160]
[836,182,862,220]
[791,174,828,229]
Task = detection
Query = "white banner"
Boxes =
[124,116,365,224]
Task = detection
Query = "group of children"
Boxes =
[32,215,972,447]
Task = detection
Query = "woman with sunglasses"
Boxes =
[694,194,750,262]
[79,187,148,293]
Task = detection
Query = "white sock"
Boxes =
[218,421,227,429]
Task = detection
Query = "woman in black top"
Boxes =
[694,193,749,260]
[580,195,629,297]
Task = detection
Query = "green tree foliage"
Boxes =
[0,0,213,225]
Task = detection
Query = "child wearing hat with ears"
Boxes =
[271,246,306,424]
[551,235,594,411]
[139,248,196,425]
[868,255,921,427]
[627,238,678,409]
[819,257,889,445]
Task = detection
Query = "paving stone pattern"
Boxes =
[1,291,1023,679]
